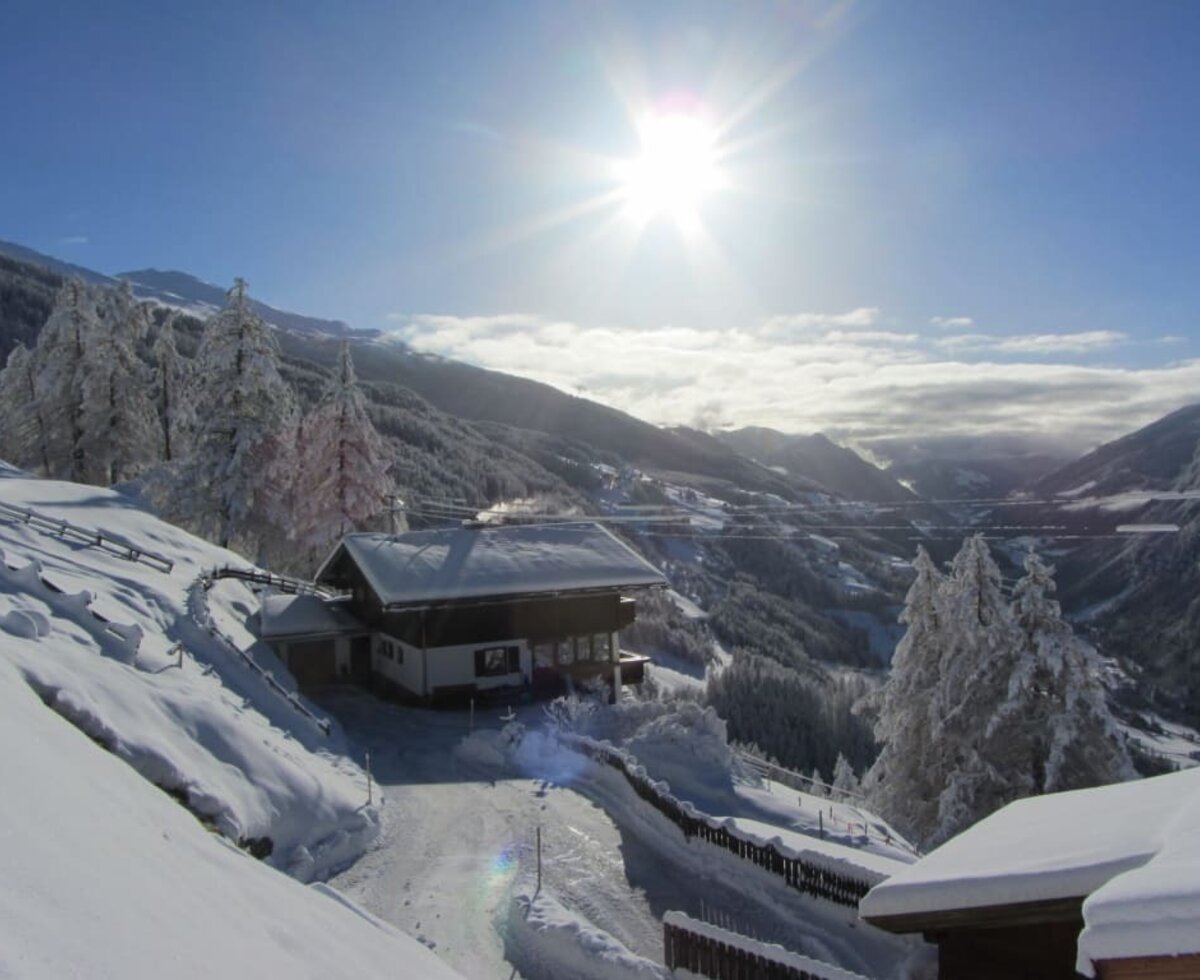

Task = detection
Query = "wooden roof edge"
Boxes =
[380,581,663,613]
[861,895,1085,934]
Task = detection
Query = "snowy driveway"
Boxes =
[326,694,665,979]
[325,692,911,980]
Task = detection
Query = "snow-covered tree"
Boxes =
[1005,547,1135,793]
[79,280,159,484]
[928,534,1025,843]
[185,278,299,549]
[150,313,196,463]
[862,545,946,841]
[868,536,1134,848]
[292,342,392,548]
[0,278,159,484]
[0,343,51,472]
[32,278,95,481]
[831,753,860,801]
[808,767,827,798]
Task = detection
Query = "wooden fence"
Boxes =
[662,912,868,980]
[192,573,332,736]
[557,733,880,909]
[206,565,336,597]
[0,499,174,573]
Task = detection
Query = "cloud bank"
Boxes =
[388,309,1200,452]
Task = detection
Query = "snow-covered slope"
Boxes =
[0,469,376,880]
[0,652,464,980]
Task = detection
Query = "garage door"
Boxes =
[287,639,337,689]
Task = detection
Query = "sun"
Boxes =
[615,108,724,228]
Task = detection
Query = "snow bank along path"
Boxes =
[0,653,465,980]
[329,694,914,980]
[0,473,378,881]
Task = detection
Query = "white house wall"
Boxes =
[372,634,426,696]
[425,638,528,694]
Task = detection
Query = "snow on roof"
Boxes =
[260,594,366,639]
[859,768,1200,973]
[317,522,666,607]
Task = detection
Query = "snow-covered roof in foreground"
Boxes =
[318,522,666,606]
[260,593,365,639]
[859,767,1200,974]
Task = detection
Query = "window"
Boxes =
[377,637,403,664]
[557,638,575,666]
[533,642,555,668]
[475,645,519,677]
[591,633,611,661]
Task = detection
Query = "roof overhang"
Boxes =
[862,895,1085,935]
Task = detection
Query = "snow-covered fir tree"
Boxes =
[0,278,159,484]
[185,278,299,549]
[862,545,946,843]
[808,767,827,798]
[0,343,51,473]
[293,342,392,548]
[868,536,1135,848]
[1004,547,1135,793]
[79,280,159,484]
[29,278,95,482]
[929,534,1025,844]
[150,312,196,463]
[831,752,860,802]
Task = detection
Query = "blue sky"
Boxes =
[3,0,1199,447]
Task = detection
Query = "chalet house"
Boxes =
[260,522,666,702]
[858,766,1200,980]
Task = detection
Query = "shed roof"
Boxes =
[859,767,1200,975]
[314,522,665,608]
[259,594,366,639]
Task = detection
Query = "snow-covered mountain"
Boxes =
[118,267,359,337]
[0,239,357,337]
[870,433,1075,501]
[1008,403,1200,727]
[717,427,917,503]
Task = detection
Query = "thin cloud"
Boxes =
[930,315,973,329]
[57,235,88,246]
[936,330,1126,353]
[759,307,880,336]
[387,310,1196,449]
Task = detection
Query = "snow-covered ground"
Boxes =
[1119,713,1200,770]
[328,694,918,979]
[0,654,465,980]
[0,472,377,879]
[0,469,918,979]
[0,470,467,979]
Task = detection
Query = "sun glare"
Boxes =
[616,109,724,228]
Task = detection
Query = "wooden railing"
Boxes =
[206,565,336,597]
[663,912,869,980]
[192,573,331,736]
[0,499,174,573]
[556,733,882,909]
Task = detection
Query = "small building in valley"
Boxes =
[858,766,1200,980]
[260,522,665,702]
